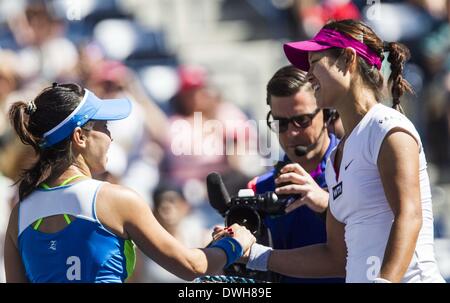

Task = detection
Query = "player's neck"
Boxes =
[337,89,378,137]
[45,166,90,188]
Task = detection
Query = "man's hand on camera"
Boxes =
[274,163,329,213]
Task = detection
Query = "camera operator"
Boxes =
[247,65,344,283]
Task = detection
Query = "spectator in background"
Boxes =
[294,0,361,37]
[133,182,211,282]
[0,170,14,283]
[0,51,20,147]
[164,65,259,197]
[0,49,34,283]
[5,0,79,81]
[419,0,450,166]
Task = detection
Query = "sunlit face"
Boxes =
[82,120,112,174]
[307,50,350,109]
[270,87,325,162]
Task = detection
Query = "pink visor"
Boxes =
[284,28,382,71]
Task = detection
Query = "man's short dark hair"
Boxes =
[266,65,339,124]
[266,65,309,105]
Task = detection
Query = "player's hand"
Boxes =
[228,224,255,259]
[211,225,232,241]
[212,224,255,257]
[275,163,329,213]
[212,228,253,264]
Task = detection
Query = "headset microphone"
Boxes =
[294,109,337,157]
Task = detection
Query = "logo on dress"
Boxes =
[344,159,354,170]
[49,240,57,251]
[332,182,343,200]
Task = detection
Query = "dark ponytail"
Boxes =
[385,42,414,113]
[8,83,84,200]
[9,101,40,151]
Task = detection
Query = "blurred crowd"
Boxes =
[0,0,449,282]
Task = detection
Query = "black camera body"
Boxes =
[225,189,285,238]
[206,172,290,282]
[229,191,285,215]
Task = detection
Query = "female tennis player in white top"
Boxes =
[236,19,444,283]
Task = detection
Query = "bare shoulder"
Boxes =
[379,129,419,162]
[97,182,143,204]
[95,183,150,235]
[97,182,149,215]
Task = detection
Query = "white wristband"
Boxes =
[246,243,273,272]
[373,277,392,283]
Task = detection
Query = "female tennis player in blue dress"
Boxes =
[4,83,255,283]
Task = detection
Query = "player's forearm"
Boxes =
[268,244,345,278]
[380,211,422,282]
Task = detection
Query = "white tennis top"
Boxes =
[326,103,444,283]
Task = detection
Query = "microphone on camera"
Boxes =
[206,172,231,217]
